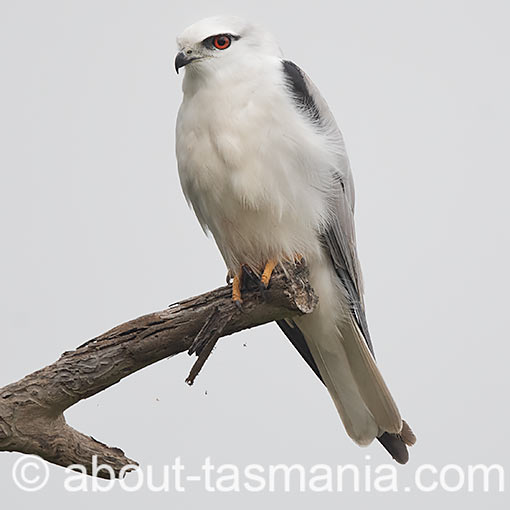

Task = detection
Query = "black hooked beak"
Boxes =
[174,51,197,74]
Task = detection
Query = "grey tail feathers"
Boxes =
[276,319,415,464]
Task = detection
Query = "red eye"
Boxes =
[213,35,231,50]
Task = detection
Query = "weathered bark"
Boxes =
[0,263,317,477]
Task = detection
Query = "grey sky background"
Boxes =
[1,0,509,507]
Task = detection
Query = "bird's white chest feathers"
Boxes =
[176,60,338,271]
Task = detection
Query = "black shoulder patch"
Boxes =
[281,60,321,124]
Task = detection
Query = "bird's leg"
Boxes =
[260,258,278,289]
[231,265,259,309]
[257,255,302,293]
[231,269,243,309]
[230,258,289,306]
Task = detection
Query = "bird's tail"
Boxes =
[286,261,415,462]
[293,313,415,461]
[339,317,402,435]
[336,317,416,460]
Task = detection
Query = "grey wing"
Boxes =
[281,60,374,356]
[322,178,375,356]
[280,61,415,464]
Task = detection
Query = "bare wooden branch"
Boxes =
[0,262,317,478]
[185,306,234,385]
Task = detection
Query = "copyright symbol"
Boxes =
[12,455,50,492]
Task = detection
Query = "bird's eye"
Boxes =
[213,35,231,50]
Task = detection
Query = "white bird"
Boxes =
[174,16,415,463]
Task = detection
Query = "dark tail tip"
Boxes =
[377,420,416,464]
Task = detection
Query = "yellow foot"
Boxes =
[230,257,289,306]
[260,259,278,289]
[232,271,243,306]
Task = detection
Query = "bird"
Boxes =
[174,16,415,463]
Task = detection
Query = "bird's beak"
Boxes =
[175,52,197,74]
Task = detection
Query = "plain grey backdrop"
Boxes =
[1,0,509,507]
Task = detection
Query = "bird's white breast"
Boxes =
[176,58,337,272]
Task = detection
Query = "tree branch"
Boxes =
[0,262,317,477]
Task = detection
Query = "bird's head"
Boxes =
[174,16,281,77]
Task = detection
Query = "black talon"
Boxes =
[259,281,269,302]
[258,277,268,292]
